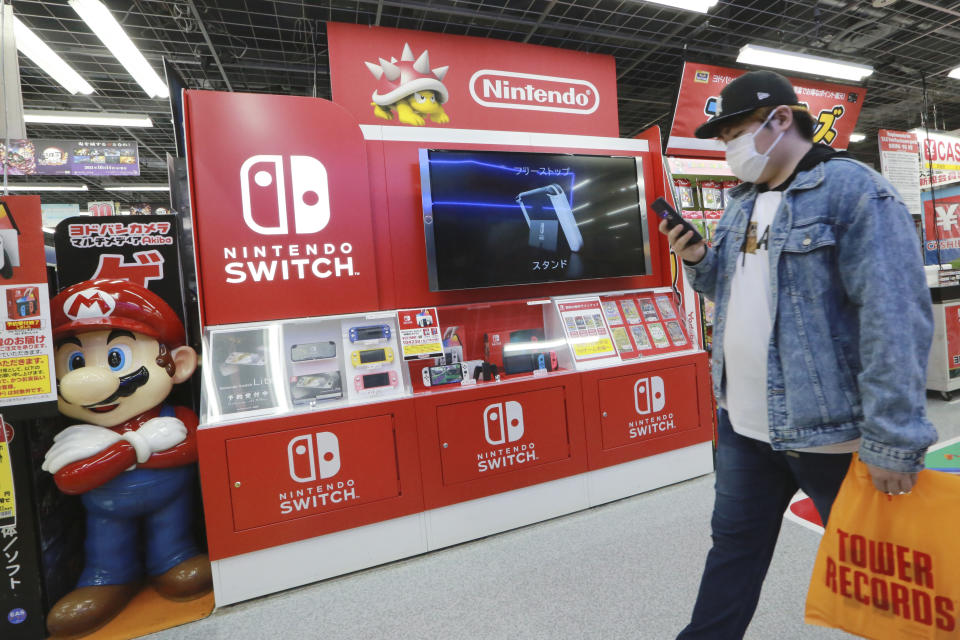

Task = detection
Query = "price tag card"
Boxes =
[396,307,444,360]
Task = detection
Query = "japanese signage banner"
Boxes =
[1,139,140,176]
[0,197,56,410]
[916,130,960,172]
[327,22,619,137]
[667,62,866,158]
[921,188,960,265]
[878,130,922,218]
[396,307,443,360]
[556,298,618,365]
[53,215,186,324]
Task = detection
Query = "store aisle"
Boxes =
[149,396,959,640]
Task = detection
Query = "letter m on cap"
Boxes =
[65,288,116,320]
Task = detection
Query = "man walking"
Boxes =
[662,70,938,639]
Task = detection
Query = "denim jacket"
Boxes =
[684,157,937,472]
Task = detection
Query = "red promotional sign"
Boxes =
[225,415,401,531]
[924,194,960,248]
[879,129,919,154]
[667,62,866,158]
[183,90,380,326]
[947,304,960,374]
[327,22,619,137]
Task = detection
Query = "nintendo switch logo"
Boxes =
[469,70,599,115]
[634,376,665,415]
[287,432,340,483]
[483,401,524,445]
[240,155,330,235]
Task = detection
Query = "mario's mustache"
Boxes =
[63,366,150,408]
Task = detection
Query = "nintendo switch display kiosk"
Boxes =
[184,90,715,607]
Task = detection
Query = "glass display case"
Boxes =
[199,287,696,425]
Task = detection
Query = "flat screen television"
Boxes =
[419,149,651,291]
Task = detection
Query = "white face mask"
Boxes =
[724,110,785,184]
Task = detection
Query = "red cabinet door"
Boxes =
[581,353,715,470]
[227,414,401,530]
[436,386,571,486]
[414,373,589,509]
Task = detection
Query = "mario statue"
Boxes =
[42,279,211,637]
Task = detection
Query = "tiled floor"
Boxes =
[149,394,960,640]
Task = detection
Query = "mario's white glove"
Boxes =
[122,417,187,463]
[42,425,123,474]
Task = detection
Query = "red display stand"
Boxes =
[183,29,716,604]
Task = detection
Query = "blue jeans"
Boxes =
[78,465,200,587]
[677,409,852,639]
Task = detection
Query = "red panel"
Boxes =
[597,363,700,450]
[377,140,670,310]
[580,353,714,470]
[327,23,619,137]
[437,386,570,485]
[0,196,46,285]
[183,90,380,326]
[226,415,401,530]
[667,62,866,158]
[197,400,423,560]
[414,373,587,508]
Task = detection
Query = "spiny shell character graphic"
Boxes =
[365,43,450,126]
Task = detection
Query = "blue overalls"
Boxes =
[77,405,201,587]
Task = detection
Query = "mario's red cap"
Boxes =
[51,279,186,348]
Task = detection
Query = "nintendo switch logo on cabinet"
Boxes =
[281,432,358,515]
[240,155,330,235]
[629,376,677,440]
[478,401,537,472]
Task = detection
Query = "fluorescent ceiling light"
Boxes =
[949,67,960,80]
[849,133,866,143]
[104,184,169,191]
[642,0,718,12]
[5,183,88,192]
[23,110,153,127]
[68,0,169,98]
[737,44,873,82]
[12,16,94,95]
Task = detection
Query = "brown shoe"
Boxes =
[152,554,213,601]
[46,583,139,638]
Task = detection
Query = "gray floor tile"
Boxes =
[148,396,958,640]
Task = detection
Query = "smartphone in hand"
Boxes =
[651,197,704,245]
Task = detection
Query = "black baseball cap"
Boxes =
[694,70,801,139]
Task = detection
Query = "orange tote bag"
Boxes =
[805,454,960,639]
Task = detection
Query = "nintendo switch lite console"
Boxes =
[290,372,343,404]
[354,371,399,392]
[290,341,337,362]
[516,184,584,252]
[422,362,469,387]
[348,324,391,343]
[350,347,394,367]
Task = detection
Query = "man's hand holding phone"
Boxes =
[659,219,707,264]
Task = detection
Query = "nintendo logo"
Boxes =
[483,401,524,445]
[287,432,341,483]
[240,155,330,235]
[635,376,665,415]
[469,70,600,115]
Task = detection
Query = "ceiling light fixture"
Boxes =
[12,16,95,95]
[23,110,153,127]
[949,67,960,80]
[104,184,169,192]
[737,44,874,82]
[5,183,89,192]
[642,0,719,13]
[68,0,169,98]
[849,133,866,143]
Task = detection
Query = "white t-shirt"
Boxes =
[723,190,859,454]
